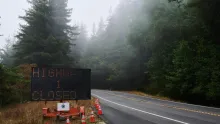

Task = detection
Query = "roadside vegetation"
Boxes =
[123,91,183,102]
[0,98,101,124]
[0,0,220,112]
[80,0,220,107]
[0,64,36,107]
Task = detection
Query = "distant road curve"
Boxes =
[92,89,220,124]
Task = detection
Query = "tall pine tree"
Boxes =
[96,17,105,36]
[13,0,78,66]
[71,23,88,67]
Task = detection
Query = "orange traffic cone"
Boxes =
[66,117,70,124]
[94,99,99,109]
[95,104,99,110]
[95,99,99,104]
[98,105,103,115]
[80,106,85,115]
[90,111,96,123]
[81,115,86,124]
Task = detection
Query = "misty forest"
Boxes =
[1,0,220,107]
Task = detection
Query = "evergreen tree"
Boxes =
[96,17,105,36]
[13,0,78,66]
[80,0,138,89]
[0,37,16,67]
[48,0,77,41]
[77,23,88,53]
[71,23,88,67]
[91,22,96,37]
[79,0,220,106]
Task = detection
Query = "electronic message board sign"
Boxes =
[31,67,91,101]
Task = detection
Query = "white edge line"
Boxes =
[92,93,189,124]
[106,90,220,110]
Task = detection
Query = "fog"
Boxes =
[1,0,220,106]
[0,0,119,48]
[0,0,161,89]
[75,0,161,90]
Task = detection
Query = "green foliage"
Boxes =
[0,64,26,107]
[134,0,220,105]
[1,0,220,107]
[80,0,140,89]
[0,37,16,67]
[13,0,78,66]
[81,0,220,106]
[0,0,79,107]
[70,23,88,67]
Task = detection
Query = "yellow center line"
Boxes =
[104,92,220,117]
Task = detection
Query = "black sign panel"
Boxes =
[31,67,91,101]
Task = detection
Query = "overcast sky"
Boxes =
[0,0,119,48]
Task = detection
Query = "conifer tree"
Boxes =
[13,0,78,66]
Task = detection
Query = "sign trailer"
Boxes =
[30,66,91,121]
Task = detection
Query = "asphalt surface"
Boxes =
[92,90,220,124]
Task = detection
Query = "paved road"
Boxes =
[92,90,220,124]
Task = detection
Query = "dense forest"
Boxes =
[0,0,220,107]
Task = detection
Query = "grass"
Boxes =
[0,102,45,124]
[123,91,183,102]
[0,97,104,124]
